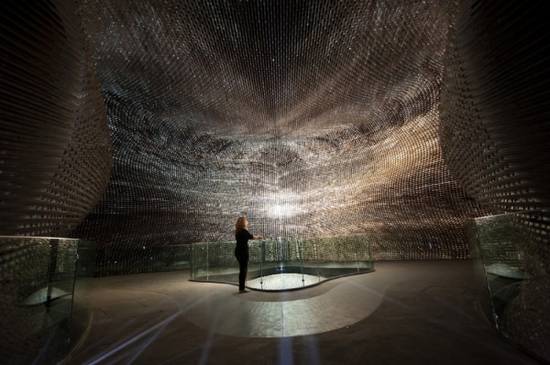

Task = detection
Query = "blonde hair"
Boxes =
[235,216,248,233]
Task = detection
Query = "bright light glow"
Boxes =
[269,203,300,218]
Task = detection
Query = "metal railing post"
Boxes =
[300,238,305,287]
[206,242,209,280]
[260,240,263,289]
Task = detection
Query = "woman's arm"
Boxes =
[252,234,263,240]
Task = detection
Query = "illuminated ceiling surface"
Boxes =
[75,0,478,257]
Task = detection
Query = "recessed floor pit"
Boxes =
[246,273,326,291]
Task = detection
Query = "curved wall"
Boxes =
[440,1,550,361]
[0,0,112,237]
[441,1,550,247]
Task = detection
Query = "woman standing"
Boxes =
[235,216,262,292]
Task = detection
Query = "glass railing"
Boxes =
[0,236,82,365]
[471,214,528,327]
[470,213,549,362]
[190,236,374,291]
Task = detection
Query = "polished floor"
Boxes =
[65,261,539,364]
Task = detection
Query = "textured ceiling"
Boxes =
[80,0,448,137]
[72,0,480,257]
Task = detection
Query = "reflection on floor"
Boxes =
[65,261,539,365]
[246,273,326,291]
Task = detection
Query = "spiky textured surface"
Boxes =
[73,0,480,261]
[0,0,111,236]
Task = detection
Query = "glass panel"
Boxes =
[472,214,528,325]
[208,241,239,283]
[0,236,79,365]
[472,213,549,361]
[247,240,263,289]
[190,235,375,291]
[191,242,208,280]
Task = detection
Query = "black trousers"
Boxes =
[235,249,249,290]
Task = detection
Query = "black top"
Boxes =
[235,229,253,251]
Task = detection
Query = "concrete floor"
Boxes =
[64,261,539,364]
